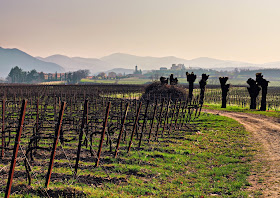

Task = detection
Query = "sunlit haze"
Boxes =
[1,0,280,63]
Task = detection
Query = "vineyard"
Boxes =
[0,84,205,197]
[0,83,277,197]
[203,86,280,111]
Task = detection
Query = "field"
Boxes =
[0,84,279,197]
[80,77,153,85]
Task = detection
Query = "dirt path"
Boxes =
[202,109,280,197]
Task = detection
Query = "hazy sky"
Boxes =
[1,0,280,63]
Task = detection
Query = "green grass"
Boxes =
[6,113,257,197]
[80,77,153,85]
[204,103,280,118]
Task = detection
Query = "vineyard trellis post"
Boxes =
[161,99,170,137]
[155,99,165,140]
[148,100,158,142]
[138,100,149,148]
[74,99,88,174]
[5,99,27,198]
[127,102,142,153]
[95,102,111,167]
[1,99,5,158]
[115,103,129,158]
[168,99,178,135]
[45,101,66,188]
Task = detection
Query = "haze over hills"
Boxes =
[37,55,113,75]
[39,53,269,74]
[0,47,64,77]
[1,46,280,78]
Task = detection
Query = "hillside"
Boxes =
[37,55,112,75]
[0,47,64,77]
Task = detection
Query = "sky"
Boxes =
[1,0,280,63]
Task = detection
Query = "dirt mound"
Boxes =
[141,81,187,102]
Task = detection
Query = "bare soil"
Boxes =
[203,109,280,197]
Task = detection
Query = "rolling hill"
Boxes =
[0,47,64,77]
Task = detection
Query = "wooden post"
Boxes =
[161,100,170,137]
[174,100,182,129]
[74,100,88,174]
[127,102,142,153]
[5,100,27,198]
[45,102,66,188]
[155,100,165,140]
[95,102,111,167]
[148,101,158,141]
[138,100,149,148]
[114,103,129,158]
[1,99,5,159]
[168,100,178,134]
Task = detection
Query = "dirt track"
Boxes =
[203,109,280,197]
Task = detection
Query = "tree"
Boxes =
[26,69,39,83]
[97,72,106,79]
[8,66,25,83]
[108,72,117,79]
[66,70,90,83]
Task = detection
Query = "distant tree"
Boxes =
[38,72,45,82]
[8,66,25,83]
[117,73,123,78]
[108,72,117,79]
[97,72,106,79]
[67,72,73,83]
[66,70,90,83]
[26,69,39,83]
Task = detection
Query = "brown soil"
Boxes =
[203,109,280,197]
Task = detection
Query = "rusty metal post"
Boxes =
[1,99,5,159]
[74,100,88,174]
[114,103,129,158]
[127,102,142,153]
[5,100,27,198]
[138,100,149,148]
[95,102,111,167]
[148,101,158,141]
[45,101,66,188]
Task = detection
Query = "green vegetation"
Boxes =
[204,104,280,118]
[6,113,256,197]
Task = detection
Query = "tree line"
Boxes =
[7,66,89,84]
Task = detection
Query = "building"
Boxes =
[133,65,142,75]
[170,64,185,70]
[160,67,168,70]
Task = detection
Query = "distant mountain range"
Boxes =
[0,47,64,77]
[1,46,280,78]
[36,55,112,74]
